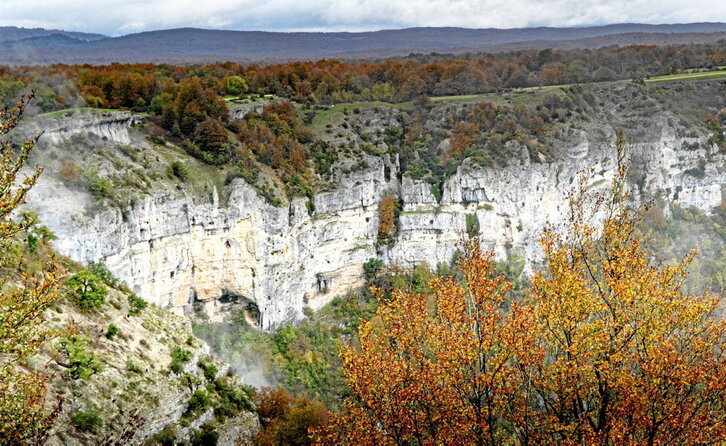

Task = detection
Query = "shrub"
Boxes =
[253,387,328,446]
[148,427,176,446]
[87,261,119,288]
[212,378,255,420]
[198,360,218,382]
[57,334,104,380]
[105,324,119,340]
[71,410,103,433]
[126,361,143,374]
[58,160,80,182]
[191,423,219,446]
[66,270,108,310]
[186,390,211,415]
[170,346,192,374]
[238,164,259,184]
[127,294,148,316]
[363,258,383,280]
[170,161,190,182]
[83,170,113,200]
[429,183,443,203]
[377,195,400,243]
[465,213,480,238]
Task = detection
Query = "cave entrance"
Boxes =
[220,291,261,328]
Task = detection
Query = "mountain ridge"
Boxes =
[1,22,726,65]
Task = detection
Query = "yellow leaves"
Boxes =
[319,138,725,445]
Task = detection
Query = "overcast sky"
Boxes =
[1,0,725,36]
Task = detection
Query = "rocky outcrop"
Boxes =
[229,103,266,120]
[22,109,143,146]
[23,111,726,330]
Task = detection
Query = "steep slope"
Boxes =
[37,285,258,445]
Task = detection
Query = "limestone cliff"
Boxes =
[21,105,726,330]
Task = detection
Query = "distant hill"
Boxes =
[0,26,106,43]
[1,23,726,65]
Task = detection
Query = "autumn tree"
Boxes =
[194,117,228,161]
[314,135,725,445]
[0,94,63,442]
[518,136,725,444]
[253,387,328,446]
[377,195,399,243]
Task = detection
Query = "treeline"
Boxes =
[1,42,725,114]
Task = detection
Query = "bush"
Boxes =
[363,258,383,280]
[148,427,176,446]
[126,361,143,374]
[185,390,211,416]
[253,387,328,446]
[127,294,148,316]
[83,170,113,200]
[66,270,108,310]
[429,183,443,203]
[198,360,218,382]
[105,324,119,340]
[170,161,190,182]
[87,261,120,288]
[59,160,80,182]
[191,423,219,446]
[377,196,400,243]
[170,346,192,374]
[57,334,104,380]
[71,410,103,433]
[212,378,255,420]
[465,213,480,238]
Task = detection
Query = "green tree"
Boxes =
[66,270,108,310]
[0,93,63,442]
[227,75,249,95]
[57,333,104,380]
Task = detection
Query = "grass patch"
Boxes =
[646,70,726,83]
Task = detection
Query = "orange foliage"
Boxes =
[314,135,725,445]
[377,196,399,243]
[253,387,328,446]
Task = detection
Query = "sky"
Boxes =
[1,0,725,36]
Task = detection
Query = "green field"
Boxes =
[224,93,278,104]
[646,70,726,83]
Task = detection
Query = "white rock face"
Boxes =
[20,109,142,146]
[24,112,726,329]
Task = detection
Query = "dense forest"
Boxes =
[1,42,725,114]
